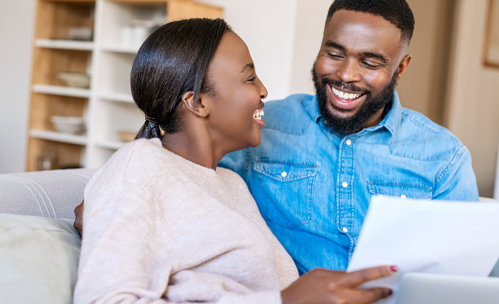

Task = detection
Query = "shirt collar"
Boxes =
[380,91,402,137]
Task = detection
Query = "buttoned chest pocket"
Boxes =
[252,160,319,229]
[367,181,433,200]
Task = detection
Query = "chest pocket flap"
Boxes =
[368,181,433,199]
[253,161,318,182]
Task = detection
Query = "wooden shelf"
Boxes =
[27,0,223,171]
[35,39,94,50]
[33,84,91,98]
[30,129,88,145]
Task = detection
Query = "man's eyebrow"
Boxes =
[325,40,388,63]
[241,63,255,73]
[362,52,388,63]
[325,40,345,51]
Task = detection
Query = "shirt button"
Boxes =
[342,182,348,188]
[342,227,349,233]
[346,139,352,146]
[400,194,407,199]
[281,171,288,178]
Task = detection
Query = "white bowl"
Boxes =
[57,72,90,88]
[50,116,85,134]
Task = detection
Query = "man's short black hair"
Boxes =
[327,0,415,43]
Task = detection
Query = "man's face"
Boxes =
[313,9,411,135]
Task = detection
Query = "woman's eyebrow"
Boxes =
[241,63,255,73]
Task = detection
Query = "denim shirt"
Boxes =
[220,92,479,274]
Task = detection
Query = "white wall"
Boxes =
[0,0,35,173]
[197,0,299,100]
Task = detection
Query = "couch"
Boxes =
[0,168,93,304]
[0,168,498,304]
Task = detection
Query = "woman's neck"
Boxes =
[161,125,223,170]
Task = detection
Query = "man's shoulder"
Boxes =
[394,107,466,160]
[263,94,316,135]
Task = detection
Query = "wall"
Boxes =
[196,0,299,100]
[0,0,35,173]
[445,0,499,197]
[397,0,454,124]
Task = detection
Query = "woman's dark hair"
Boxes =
[131,18,231,139]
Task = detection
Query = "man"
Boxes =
[219,0,478,275]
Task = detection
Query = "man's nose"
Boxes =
[336,59,361,83]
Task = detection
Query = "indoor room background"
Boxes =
[0,0,498,197]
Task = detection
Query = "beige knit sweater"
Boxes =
[74,139,298,304]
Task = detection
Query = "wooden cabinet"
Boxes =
[27,0,223,171]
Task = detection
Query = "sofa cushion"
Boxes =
[0,213,80,304]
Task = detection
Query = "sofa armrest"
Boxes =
[0,168,95,219]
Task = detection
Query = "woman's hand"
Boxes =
[73,200,84,236]
[281,265,396,304]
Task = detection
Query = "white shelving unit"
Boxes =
[26,0,223,171]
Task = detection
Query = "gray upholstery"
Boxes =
[0,168,95,220]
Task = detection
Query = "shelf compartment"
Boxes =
[32,48,92,87]
[29,93,87,132]
[90,100,143,143]
[35,39,94,51]
[35,1,95,41]
[94,52,134,95]
[26,137,86,171]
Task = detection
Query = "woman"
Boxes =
[74,18,395,304]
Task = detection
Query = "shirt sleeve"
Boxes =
[433,145,479,201]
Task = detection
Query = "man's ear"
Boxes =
[181,91,210,118]
[395,54,411,80]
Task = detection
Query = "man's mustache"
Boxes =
[321,78,369,95]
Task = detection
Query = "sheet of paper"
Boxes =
[347,195,499,304]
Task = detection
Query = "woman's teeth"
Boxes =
[253,108,264,120]
[331,86,362,100]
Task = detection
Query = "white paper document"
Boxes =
[347,195,499,304]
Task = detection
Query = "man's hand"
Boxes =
[281,265,396,304]
[73,200,84,236]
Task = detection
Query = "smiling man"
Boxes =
[221,0,479,274]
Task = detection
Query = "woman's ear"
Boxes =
[181,91,210,118]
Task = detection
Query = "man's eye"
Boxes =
[327,52,344,59]
[361,60,381,69]
[247,75,257,82]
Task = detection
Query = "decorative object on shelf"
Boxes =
[50,116,85,135]
[69,26,93,41]
[57,72,91,88]
[36,153,58,171]
[484,0,499,67]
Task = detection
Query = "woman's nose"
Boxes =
[258,78,268,99]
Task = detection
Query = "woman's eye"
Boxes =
[246,75,257,82]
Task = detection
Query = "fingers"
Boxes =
[346,287,393,304]
[340,265,396,287]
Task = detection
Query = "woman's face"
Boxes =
[201,31,268,152]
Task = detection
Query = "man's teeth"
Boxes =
[253,109,264,120]
[331,86,362,100]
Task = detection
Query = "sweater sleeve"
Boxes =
[74,178,172,304]
[74,175,284,304]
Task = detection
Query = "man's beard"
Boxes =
[313,65,397,135]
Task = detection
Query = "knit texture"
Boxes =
[74,139,298,303]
